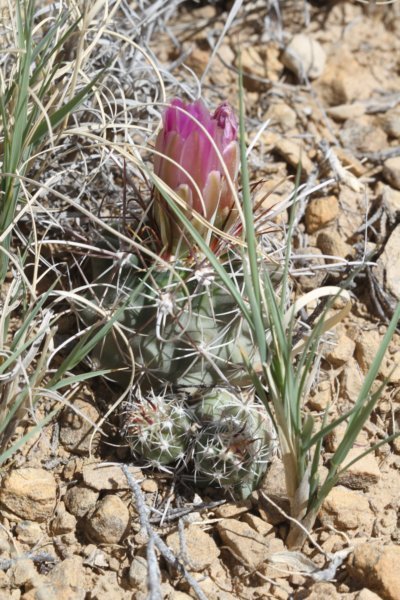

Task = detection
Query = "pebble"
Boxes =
[0,468,56,522]
[319,486,374,534]
[340,118,388,154]
[380,109,400,139]
[340,357,364,402]
[257,458,290,525]
[317,230,353,260]
[59,398,101,455]
[293,247,326,292]
[355,329,382,373]
[15,521,42,546]
[338,448,381,490]
[85,495,130,544]
[348,544,400,600]
[281,34,326,80]
[216,518,284,570]
[374,224,400,303]
[266,102,297,131]
[90,571,131,600]
[166,524,220,572]
[11,559,41,589]
[383,157,400,190]
[128,555,148,591]
[51,504,77,535]
[304,582,340,599]
[272,137,314,178]
[64,485,99,518]
[305,195,339,233]
[326,102,366,121]
[82,462,142,492]
[325,332,355,367]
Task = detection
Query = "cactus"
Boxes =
[121,386,275,499]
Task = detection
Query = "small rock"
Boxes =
[348,543,400,600]
[383,157,400,190]
[90,571,131,600]
[213,501,251,519]
[374,224,400,303]
[319,486,374,534]
[272,137,314,178]
[48,556,84,589]
[304,582,340,599]
[82,463,142,492]
[340,118,387,155]
[373,509,398,537]
[308,380,332,411]
[355,330,382,373]
[166,524,220,572]
[51,505,77,535]
[216,518,284,569]
[325,332,355,367]
[128,555,147,591]
[266,102,297,131]
[317,230,353,260]
[340,357,364,402]
[64,485,99,518]
[85,495,130,544]
[15,521,42,546]
[257,458,290,525]
[379,183,400,224]
[11,559,41,590]
[281,34,326,80]
[317,51,376,105]
[355,590,383,600]
[305,195,339,233]
[338,448,381,490]
[326,103,366,122]
[59,398,101,455]
[242,513,275,536]
[293,247,326,292]
[0,468,57,522]
[380,109,400,139]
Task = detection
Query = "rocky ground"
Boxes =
[1,1,400,599]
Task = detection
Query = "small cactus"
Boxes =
[121,389,192,467]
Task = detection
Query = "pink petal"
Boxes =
[202,171,222,221]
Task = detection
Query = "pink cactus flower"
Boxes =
[153,98,239,253]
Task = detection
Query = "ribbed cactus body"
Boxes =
[83,249,260,388]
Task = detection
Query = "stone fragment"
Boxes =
[272,138,314,177]
[128,555,147,591]
[374,224,400,303]
[383,157,400,190]
[380,109,400,139]
[317,230,353,260]
[281,34,326,80]
[216,518,284,569]
[59,398,101,455]
[319,486,374,534]
[325,332,355,367]
[305,196,339,233]
[340,357,363,402]
[355,590,383,600]
[166,524,220,571]
[0,468,56,522]
[334,146,366,177]
[257,458,290,525]
[340,118,387,154]
[308,380,332,411]
[242,513,274,536]
[348,544,400,600]
[266,102,297,131]
[90,571,131,600]
[213,500,251,519]
[304,582,340,599]
[51,504,77,535]
[316,51,376,105]
[64,485,99,518]
[326,103,366,122]
[15,521,42,546]
[11,559,41,590]
[338,448,381,490]
[293,247,326,292]
[85,495,130,544]
[355,330,382,373]
[82,463,142,492]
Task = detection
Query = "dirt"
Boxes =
[1,1,400,599]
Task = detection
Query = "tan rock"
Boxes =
[334,146,366,177]
[380,109,400,139]
[355,590,383,600]
[214,500,251,519]
[294,247,327,292]
[340,117,388,155]
[242,513,275,536]
[304,582,340,599]
[59,398,101,455]
[272,137,314,178]
[348,544,400,600]
[338,448,381,490]
[11,559,41,590]
[82,462,142,492]
[85,495,130,544]
[317,50,376,105]
[308,379,332,411]
[326,332,355,367]
[128,555,147,591]
[266,102,297,131]
[319,486,374,533]
[90,571,131,600]
[340,357,363,402]
[383,157,400,190]
[326,103,366,122]
[64,485,99,518]
[216,518,284,569]
[51,504,77,535]
[281,34,326,80]
[15,521,42,546]
[258,458,290,525]
[317,230,353,260]
[305,195,339,233]
[374,224,400,303]
[355,329,382,373]
[166,523,220,571]
[0,468,57,522]
[325,422,348,453]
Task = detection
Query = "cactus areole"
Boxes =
[153,99,239,254]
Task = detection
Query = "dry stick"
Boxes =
[122,465,208,600]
